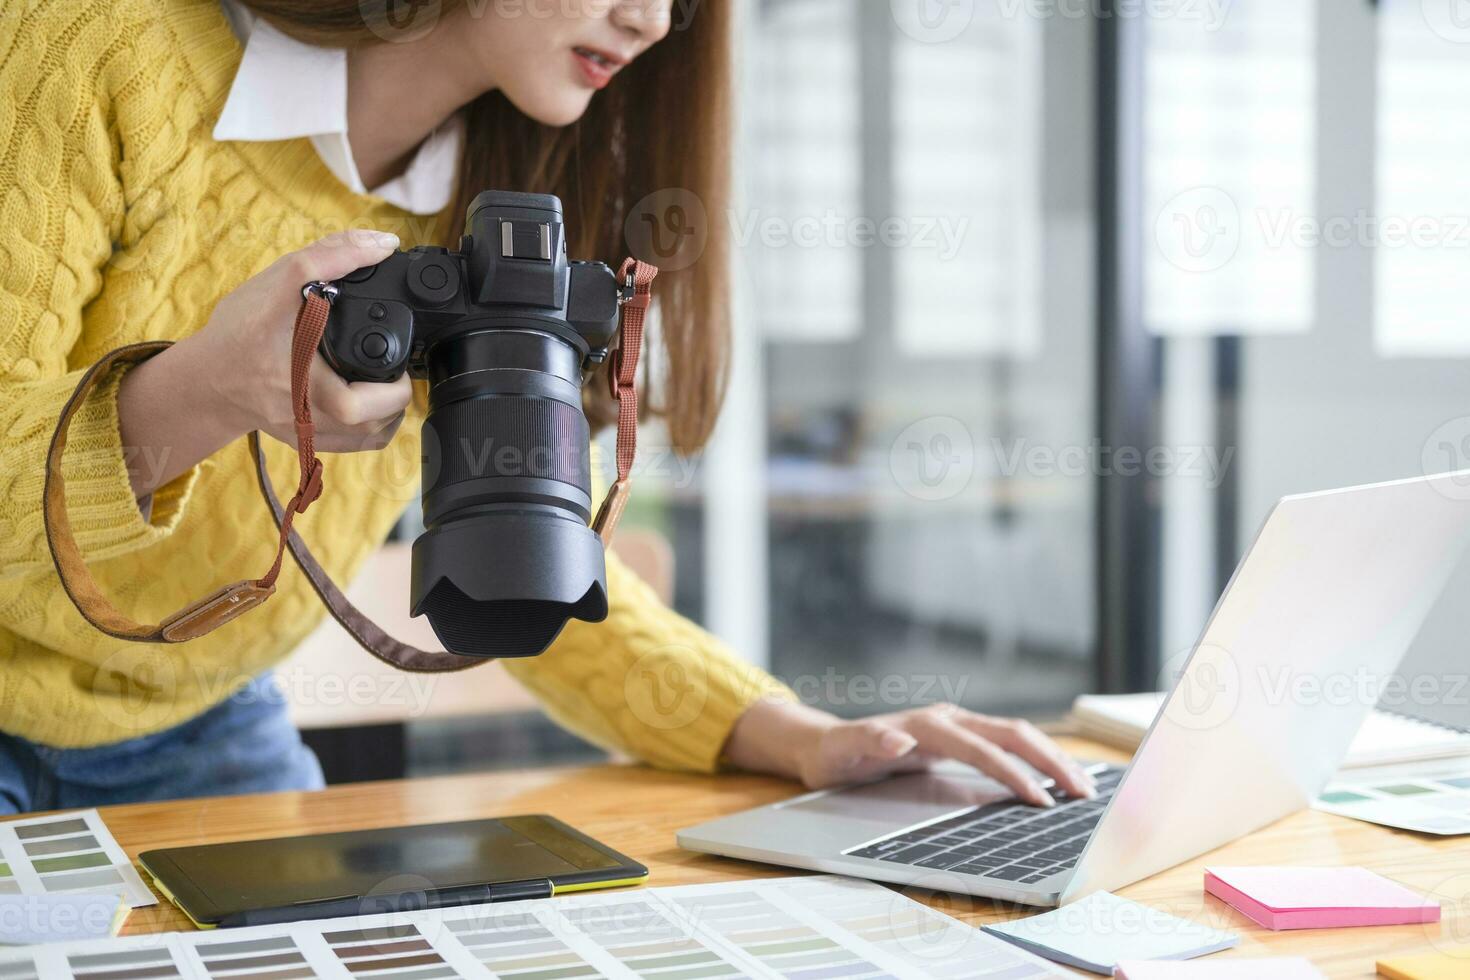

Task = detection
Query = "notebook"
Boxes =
[1204,866,1440,931]
[1071,693,1470,769]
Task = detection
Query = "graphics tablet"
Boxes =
[139,815,647,928]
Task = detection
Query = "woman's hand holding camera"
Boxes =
[119,231,412,498]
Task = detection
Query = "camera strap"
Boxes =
[43,258,657,673]
[592,257,656,546]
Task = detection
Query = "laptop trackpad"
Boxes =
[778,769,1017,826]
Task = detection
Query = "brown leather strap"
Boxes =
[44,258,657,665]
[592,258,656,545]
[249,432,479,672]
[250,288,476,672]
[42,342,276,643]
[255,288,330,593]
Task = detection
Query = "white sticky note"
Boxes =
[981,891,1239,975]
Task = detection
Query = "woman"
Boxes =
[0,0,1094,812]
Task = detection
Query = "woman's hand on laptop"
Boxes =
[724,700,1096,806]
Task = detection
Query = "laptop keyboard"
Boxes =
[844,764,1125,884]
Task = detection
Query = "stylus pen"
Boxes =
[218,879,555,929]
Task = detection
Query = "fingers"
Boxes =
[907,707,1056,807]
[313,412,404,453]
[277,229,401,288]
[310,358,412,428]
[847,719,919,761]
[961,714,1097,800]
[340,374,414,426]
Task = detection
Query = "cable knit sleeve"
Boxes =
[0,6,200,582]
[502,546,795,773]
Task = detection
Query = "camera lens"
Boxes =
[409,326,608,658]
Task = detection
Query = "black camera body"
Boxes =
[320,191,626,659]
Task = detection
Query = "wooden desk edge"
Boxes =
[67,737,1469,980]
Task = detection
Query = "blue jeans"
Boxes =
[0,674,323,814]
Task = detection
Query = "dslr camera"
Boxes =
[319,191,631,659]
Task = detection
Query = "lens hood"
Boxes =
[410,512,609,658]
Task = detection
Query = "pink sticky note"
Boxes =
[1115,958,1324,979]
[1203,866,1440,931]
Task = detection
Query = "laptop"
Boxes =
[679,470,1470,906]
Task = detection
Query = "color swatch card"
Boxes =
[0,811,153,909]
[663,874,1068,978]
[981,890,1238,975]
[1316,773,1470,835]
[0,875,1073,979]
[0,893,127,945]
[1377,944,1470,980]
[1204,866,1439,931]
[1116,957,1325,979]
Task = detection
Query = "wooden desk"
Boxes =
[102,737,1467,978]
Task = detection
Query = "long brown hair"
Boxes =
[237,0,732,453]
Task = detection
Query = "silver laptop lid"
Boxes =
[1063,469,1470,901]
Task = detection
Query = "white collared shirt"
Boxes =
[213,0,461,215]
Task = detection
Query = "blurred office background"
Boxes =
[292,0,1470,781]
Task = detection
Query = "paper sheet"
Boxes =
[1315,772,1470,835]
[0,811,154,909]
[0,875,1070,979]
[1116,958,1323,979]
[982,891,1238,975]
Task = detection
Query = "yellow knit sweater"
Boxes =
[0,0,786,764]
